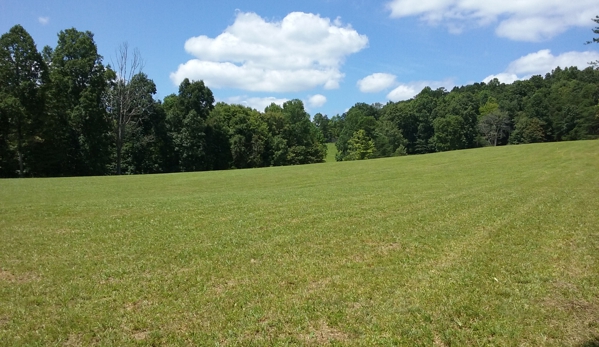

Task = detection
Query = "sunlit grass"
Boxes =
[325,142,337,162]
[1,141,598,346]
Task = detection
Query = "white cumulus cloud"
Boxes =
[307,94,327,108]
[38,17,49,25]
[483,49,599,83]
[386,0,599,41]
[171,12,369,92]
[357,73,397,93]
[224,96,289,112]
[387,79,454,102]
[482,73,520,85]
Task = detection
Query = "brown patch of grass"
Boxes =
[307,277,331,291]
[578,336,599,347]
[378,242,402,255]
[132,330,149,341]
[0,315,9,327]
[238,316,280,344]
[63,333,83,347]
[212,279,240,295]
[0,270,16,282]
[124,300,151,312]
[350,302,363,310]
[55,228,79,235]
[433,333,448,347]
[98,277,119,285]
[542,288,599,345]
[0,269,39,283]
[301,320,349,345]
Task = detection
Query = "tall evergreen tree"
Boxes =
[0,25,47,177]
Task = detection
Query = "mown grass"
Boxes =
[1,141,598,346]
[325,143,337,162]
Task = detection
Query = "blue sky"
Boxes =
[2,0,599,117]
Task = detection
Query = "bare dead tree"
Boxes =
[478,110,511,146]
[106,42,149,175]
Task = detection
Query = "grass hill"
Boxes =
[1,141,598,346]
[325,142,337,162]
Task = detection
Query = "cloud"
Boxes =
[171,12,369,92]
[307,94,327,108]
[224,96,289,112]
[386,0,599,41]
[38,17,49,25]
[482,73,519,84]
[357,73,397,93]
[483,49,599,83]
[387,79,454,101]
[222,94,326,111]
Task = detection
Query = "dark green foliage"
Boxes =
[163,91,325,172]
[164,79,214,172]
[335,102,379,161]
[208,103,266,169]
[1,24,599,177]
[119,100,169,174]
[380,101,418,154]
[328,114,344,142]
[510,115,546,144]
[45,28,111,176]
[0,25,47,177]
[312,113,332,142]
[326,67,599,162]
[336,66,599,160]
[431,92,479,151]
[281,99,326,165]
[373,120,407,157]
[433,115,466,151]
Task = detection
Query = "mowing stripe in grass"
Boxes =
[0,140,598,345]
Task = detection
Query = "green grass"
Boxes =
[1,141,598,346]
[325,142,337,162]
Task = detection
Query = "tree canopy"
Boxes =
[1,24,598,177]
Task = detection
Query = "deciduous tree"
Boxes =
[105,43,156,175]
[46,28,110,176]
[0,25,47,177]
[165,79,215,172]
[478,110,511,146]
[432,115,466,151]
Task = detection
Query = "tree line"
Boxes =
[318,66,599,161]
[0,25,326,177]
[1,24,598,177]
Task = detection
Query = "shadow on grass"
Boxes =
[579,337,599,347]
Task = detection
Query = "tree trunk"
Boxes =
[116,144,122,175]
[17,120,23,177]
[116,124,122,175]
[17,150,23,178]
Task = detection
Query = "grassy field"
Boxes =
[1,141,598,346]
[325,143,337,162]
